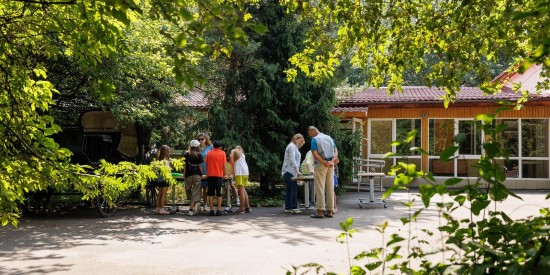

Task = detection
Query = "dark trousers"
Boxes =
[284,172,298,210]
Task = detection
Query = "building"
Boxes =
[334,65,550,189]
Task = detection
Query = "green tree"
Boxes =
[205,2,345,193]
[281,0,550,103]
[0,0,266,226]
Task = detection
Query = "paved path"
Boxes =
[1,190,548,274]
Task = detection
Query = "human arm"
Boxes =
[331,147,339,164]
[312,150,331,167]
[306,151,314,173]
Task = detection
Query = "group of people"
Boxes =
[152,125,337,219]
[282,126,338,218]
[152,133,251,216]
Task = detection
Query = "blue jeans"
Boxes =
[284,172,298,210]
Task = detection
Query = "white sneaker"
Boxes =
[284,209,292,213]
[292,209,302,215]
[188,210,195,216]
[236,199,241,207]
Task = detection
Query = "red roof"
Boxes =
[177,91,209,108]
[338,86,550,104]
[332,106,369,112]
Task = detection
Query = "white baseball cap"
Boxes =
[189,140,200,147]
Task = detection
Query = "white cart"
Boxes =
[353,158,387,208]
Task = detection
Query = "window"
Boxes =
[370,120,392,154]
[522,119,548,157]
[429,119,454,155]
[429,119,482,177]
[369,119,422,172]
[396,119,421,156]
[497,119,519,157]
[458,120,482,155]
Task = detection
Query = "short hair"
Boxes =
[213,140,223,148]
[292,133,304,143]
[307,126,318,132]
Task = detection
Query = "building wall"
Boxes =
[504,64,547,93]
[338,104,550,189]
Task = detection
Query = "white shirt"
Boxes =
[234,153,249,176]
[281,142,301,177]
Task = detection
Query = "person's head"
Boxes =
[157,145,171,160]
[292,133,305,148]
[196,133,211,146]
[189,140,200,156]
[213,140,223,149]
[232,145,243,160]
[307,126,319,137]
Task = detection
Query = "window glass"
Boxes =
[497,119,519,157]
[458,120,482,155]
[456,159,480,177]
[429,159,454,176]
[370,120,392,154]
[429,119,454,155]
[522,160,549,178]
[396,119,421,156]
[522,119,548,157]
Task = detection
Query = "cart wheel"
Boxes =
[97,196,118,218]
[146,185,157,207]
[383,204,387,209]
[358,203,363,208]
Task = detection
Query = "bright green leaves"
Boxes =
[337,217,357,243]
[281,0,548,104]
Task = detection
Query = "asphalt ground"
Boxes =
[1,190,548,275]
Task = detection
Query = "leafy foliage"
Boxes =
[0,0,264,226]
[281,0,550,102]
[204,2,348,193]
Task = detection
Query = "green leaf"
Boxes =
[178,8,194,21]
[364,262,382,271]
[386,234,405,246]
[350,266,366,275]
[439,146,458,162]
[454,133,466,144]
[247,22,268,34]
[444,177,462,186]
[471,199,491,215]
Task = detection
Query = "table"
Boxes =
[356,172,387,208]
[291,174,314,208]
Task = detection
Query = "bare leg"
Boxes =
[208,196,214,210]
[217,196,222,210]
[238,186,245,212]
[159,187,168,208]
[231,183,238,199]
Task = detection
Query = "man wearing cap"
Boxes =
[307,126,338,218]
[205,140,227,216]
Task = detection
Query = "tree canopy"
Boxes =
[281,0,550,103]
[0,0,265,226]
